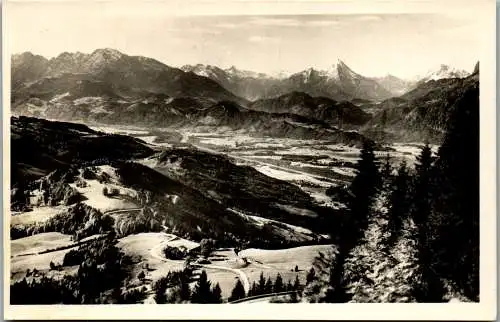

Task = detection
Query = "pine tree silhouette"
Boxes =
[249,281,258,296]
[306,267,316,284]
[228,279,246,302]
[386,161,410,246]
[293,275,301,291]
[179,273,191,302]
[211,283,223,303]
[191,270,212,303]
[286,280,293,292]
[381,153,393,183]
[326,139,380,302]
[411,143,443,302]
[274,273,284,293]
[265,277,273,294]
[257,272,266,295]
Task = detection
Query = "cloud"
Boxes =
[248,35,279,43]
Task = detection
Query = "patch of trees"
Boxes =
[113,287,147,304]
[199,238,216,258]
[152,268,222,304]
[11,234,131,304]
[10,203,114,240]
[114,206,163,237]
[163,245,188,260]
[10,185,31,212]
[44,203,114,241]
[102,186,120,197]
[246,272,301,300]
[35,169,84,206]
[62,236,124,267]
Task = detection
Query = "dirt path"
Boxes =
[103,208,143,216]
[198,263,250,294]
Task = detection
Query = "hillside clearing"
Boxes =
[11,206,66,226]
[11,232,73,256]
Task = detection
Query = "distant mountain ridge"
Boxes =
[362,62,479,143]
[12,49,248,105]
[182,59,400,101]
[11,48,478,144]
[248,91,371,127]
[414,64,470,84]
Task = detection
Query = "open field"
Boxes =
[10,206,66,226]
[11,232,73,256]
[11,247,73,279]
[69,166,140,213]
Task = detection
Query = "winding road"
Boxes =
[103,207,143,216]
[149,234,250,294]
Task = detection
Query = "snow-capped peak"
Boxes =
[224,65,265,79]
[416,64,469,82]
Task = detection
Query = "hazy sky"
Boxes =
[7,1,486,79]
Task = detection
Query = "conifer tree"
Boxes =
[257,272,266,295]
[286,280,293,292]
[326,139,381,302]
[293,275,301,291]
[249,281,258,296]
[211,283,222,303]
[411,143,442,301]
[265,277,273,293]
[191,270,212,303]
[413,143,433,229]
[179,274,191,302]
[386,161,410,246]
[346,139,381,246]
[274,273,284,293]
[306,268,316,284]
[381,154,393,186]
[228,279,246,302]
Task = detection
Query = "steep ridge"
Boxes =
[11,116,154,185]
[362,63,479,143]
[248,91,371,126]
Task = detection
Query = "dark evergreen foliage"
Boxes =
[426,85,479,301]
[273,273,284,293]
[228,279,246,302]
[386,161,410,246]
[191,270,213,303]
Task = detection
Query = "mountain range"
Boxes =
[11,48,477,143]
[12,48,247,105]
[182,59,407,101]
[182,59,471,102]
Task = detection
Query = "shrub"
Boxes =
[163,246,188,260]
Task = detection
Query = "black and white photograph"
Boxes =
[3,0,496,319]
